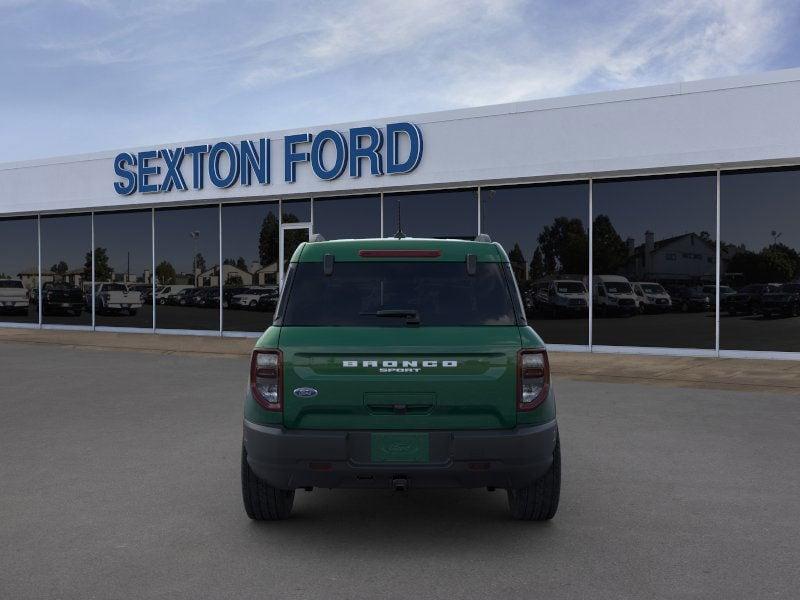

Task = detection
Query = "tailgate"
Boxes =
[279,326,521,430]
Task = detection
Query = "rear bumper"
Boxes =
[243,419,558,490]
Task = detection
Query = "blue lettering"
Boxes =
[208,142,239,188]
[113,152,137,195]
[311,130,347,181]
[240,139,269,186]
[386,122,423,175]
[159,148,187,192]
[184,145,210,190]
[349,127,383,177]
[284,133,311,183]
[137,150,160,193]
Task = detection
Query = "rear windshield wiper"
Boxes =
[359,308,421,325]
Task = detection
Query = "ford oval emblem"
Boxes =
[293,387,318,398]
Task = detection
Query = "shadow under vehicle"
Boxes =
[666,285,711,313]
[533,279,588,318]
[758,283,800,318]
[631,282,672,313]
[0,279,30,315]
[590,275,638,316]
[190,286,220,308]
[725,283,781,316]
[38,282,85,316]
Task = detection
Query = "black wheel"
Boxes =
[241,445,294,520]
[507,435,560,521]
[129,308,137,316]
[249,299,257,308]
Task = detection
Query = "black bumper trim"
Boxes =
[243,420,558,490]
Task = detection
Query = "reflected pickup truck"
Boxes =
[241,237,560,521]
[0,279,30,315]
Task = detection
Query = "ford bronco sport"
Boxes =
[241,237,560,520]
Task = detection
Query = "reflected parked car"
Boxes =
[255,288,280,312]
[701,285,736,305]
[156,285,194,305]
[90,283,142,315]
[222,286,249,309]
[232,287,274,310]
[534,280,588,317]
[726,283,781,316]
[632,282,672,313]
[759,283,800,318]
[190,287,220,308]
[0,279,30,315]
[169,287,198,306]
[667,286,710,312]
[39,282,84,316]
[590,275,638,316]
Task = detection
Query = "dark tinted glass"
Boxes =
[40,214,91,325]
[482,182,589,345]
[221,202,279,332]
[93,210,152,329]
[0,217,38,323]
[155,206,219,331]
[282,199,310,223]
[721,168,800,352]
[313,195,380,239]
[282,262,517,327]
[383,190,477,239]
[592,174,716,349]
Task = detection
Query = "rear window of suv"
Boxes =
[279,261,520,326]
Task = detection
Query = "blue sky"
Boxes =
[1,0,799,162]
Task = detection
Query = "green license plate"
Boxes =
[371,433,429,463]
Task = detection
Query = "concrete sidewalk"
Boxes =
[0,327,798,394]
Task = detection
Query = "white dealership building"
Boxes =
[1,68,800,358]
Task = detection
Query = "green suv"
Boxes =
[241,237,560,520]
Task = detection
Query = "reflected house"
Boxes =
[625,231,721,284]
[17,268,52,290]
[196,264,254,287]
[252,263,278,286]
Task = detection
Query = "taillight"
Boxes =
[518,349,550,411]
[250,349,282,411]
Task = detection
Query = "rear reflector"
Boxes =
[358,249,441,258]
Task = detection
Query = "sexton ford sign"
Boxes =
[112,122,423,195]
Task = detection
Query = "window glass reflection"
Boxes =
[155,206,219,331]
[93,210,152,329]
[721,167,800,352]
[221,202,279,332]
[313,195,380,240]
[383,189,477,239]
[40,214,92,325]
[592,174,717,349]
[482,183,589,346]
[0,217,38,324]
[282,199,310,223]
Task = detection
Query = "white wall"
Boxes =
[2,69,800,216]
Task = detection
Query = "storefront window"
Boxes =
[482,183,589,346]
[721,167,800,352]
[592,174,717,349]
[93,210,153,329]
[0,217,39,324]
[221,202,279,332]
[383,189,477,239]
[282,199,311,223]
[313,195,380,240]
[40,214,92,326]
[154,205,219,331]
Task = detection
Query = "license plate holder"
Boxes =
[371,433,429,463]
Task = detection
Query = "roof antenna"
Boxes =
[394,199,405,239]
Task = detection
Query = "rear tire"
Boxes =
[241,445,294,520]
[507,435,560,521]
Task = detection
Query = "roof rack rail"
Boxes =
[474,234,491,242]
[309,233,326,242]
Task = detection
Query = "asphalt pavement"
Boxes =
[0,341,798,599]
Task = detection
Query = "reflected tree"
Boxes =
[592,215,628,274]
[51,261,68,275]
[156,261,176,284]
[537,217,588,275]
[84,247,112,282]
[258,213,279,267]
[507,243,526,282]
